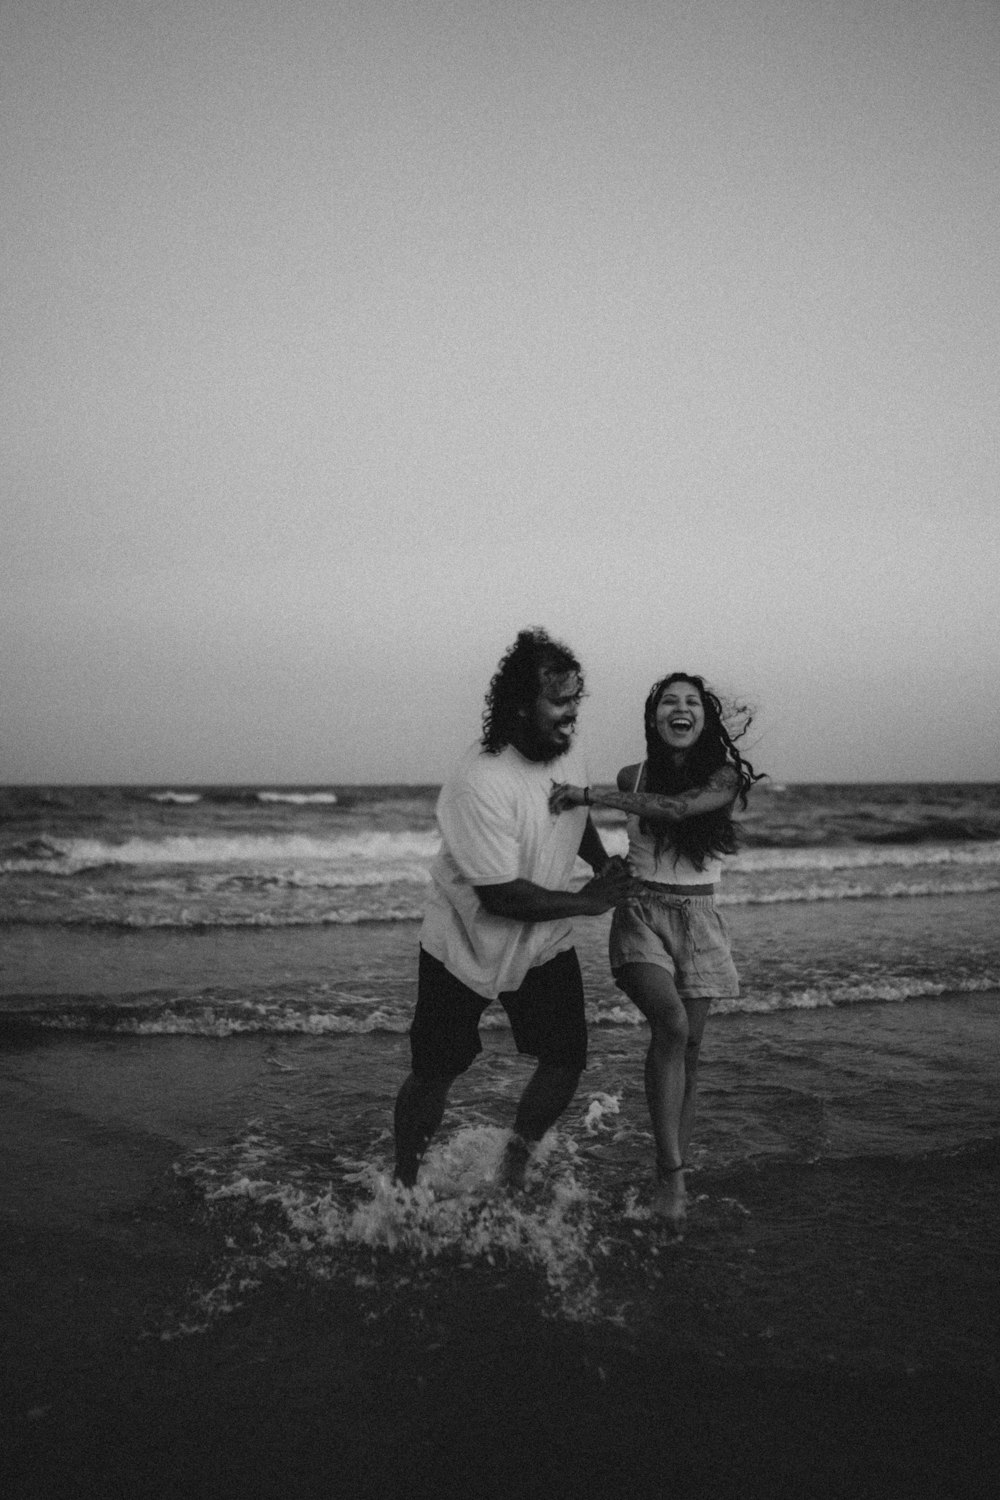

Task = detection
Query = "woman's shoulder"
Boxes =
[704,762,740,793]
[616,762,643,792]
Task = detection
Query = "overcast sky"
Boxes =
[3,0,998,784]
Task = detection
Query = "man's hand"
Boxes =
[475,858,637,923]
[577,857,637,914]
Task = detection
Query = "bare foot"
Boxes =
[651,1165,687,1233]
[495,1134,532,1191]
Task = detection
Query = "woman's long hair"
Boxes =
[640,673,763,870]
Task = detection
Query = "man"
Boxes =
[393,627,633,1190]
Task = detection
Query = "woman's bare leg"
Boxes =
[617,966,710,1230]
[678,998,710,1162]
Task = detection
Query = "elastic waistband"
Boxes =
[637,881,716,900]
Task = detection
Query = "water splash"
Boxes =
[163,1111,646,1338]
[581,1092,622,1134]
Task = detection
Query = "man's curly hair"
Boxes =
[481,628,583,754]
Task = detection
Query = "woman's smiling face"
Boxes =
[654,678,706,754]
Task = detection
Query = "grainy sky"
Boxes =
[4,0,998,784]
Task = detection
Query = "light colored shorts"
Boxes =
[609,886,740,1001]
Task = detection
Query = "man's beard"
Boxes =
[517,719,573,764]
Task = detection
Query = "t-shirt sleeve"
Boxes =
[438,787,520,886]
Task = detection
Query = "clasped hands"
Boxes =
[582,853,637,909]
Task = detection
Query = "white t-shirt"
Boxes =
[420,740,591,999]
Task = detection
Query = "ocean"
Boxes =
[3,780,999,1497]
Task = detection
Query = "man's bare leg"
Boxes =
[393,1071,455,1187]
[496,1062,582,1189]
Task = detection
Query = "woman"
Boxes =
[550,673,762,1230]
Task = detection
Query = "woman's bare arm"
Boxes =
[550,765,739,821]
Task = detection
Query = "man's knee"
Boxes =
[532,1061,584,1110]
[400,1069,460,1104]
[407,1034,479,1081]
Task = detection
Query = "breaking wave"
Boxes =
[3,973,995,1038]
[5,831,999,879]
[0,830,442,875]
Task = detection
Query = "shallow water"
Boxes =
[4,987,997,1349]
[3,783,999,1406]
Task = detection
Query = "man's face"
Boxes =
[519,670,583,763]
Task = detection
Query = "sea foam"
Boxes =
[168,1120,615,1334]
[6,973,995,1039]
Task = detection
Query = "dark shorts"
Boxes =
[408,946,588,1079]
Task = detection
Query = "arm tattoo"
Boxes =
[597,765,737,820]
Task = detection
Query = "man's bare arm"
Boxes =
[475,862,633,923]
[577,815,612,873]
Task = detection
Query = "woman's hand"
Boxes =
[577,859,637,912]
[549,782,588,814]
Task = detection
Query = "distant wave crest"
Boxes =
[5,831,1000,879]
[256,792,338,805]
[0,829,442,875]
[732,841,1000,873]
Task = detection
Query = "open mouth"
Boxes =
[668,717,694,732]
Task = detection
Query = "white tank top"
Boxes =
[625,762,723,886]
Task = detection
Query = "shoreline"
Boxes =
[3,981,998,1498]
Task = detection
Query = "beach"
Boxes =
[3,1027,998,1497]
[7,0,1000,1487]
[2,783,999,1496]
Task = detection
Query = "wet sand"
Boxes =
[2,1061,998,1500]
